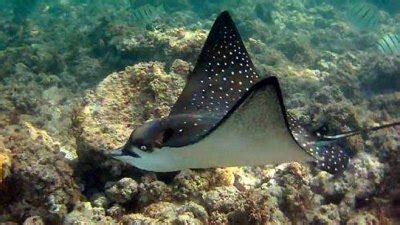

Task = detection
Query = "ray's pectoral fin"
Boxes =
[291,118,400,174]
[298,140,350,175]
[312,123,330,138]
[169,11,260,119]
[162,11,263,147]
[313,141,349,174]
[287,115,350,175]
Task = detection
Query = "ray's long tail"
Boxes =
[321,121,400,140]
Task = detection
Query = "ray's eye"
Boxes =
[139,145,153,152]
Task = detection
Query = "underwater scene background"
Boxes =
[0,0,399,224]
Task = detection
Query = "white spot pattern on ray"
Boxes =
[287,114,349,174]
[187,25,259,116]
[166,12,261,147]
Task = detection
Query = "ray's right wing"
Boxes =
[287,116,350,174]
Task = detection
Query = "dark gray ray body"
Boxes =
[110,11,355,175]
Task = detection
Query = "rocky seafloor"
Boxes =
[0,0,400,224]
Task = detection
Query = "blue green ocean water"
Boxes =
[0,0,399,224]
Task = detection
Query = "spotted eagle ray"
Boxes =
[110,11,399,174]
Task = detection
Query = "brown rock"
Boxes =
[0,150,11,186]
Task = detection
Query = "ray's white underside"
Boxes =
[117,85,312,172]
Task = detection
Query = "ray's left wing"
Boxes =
[170,11,260,118]
[164,11,261,146]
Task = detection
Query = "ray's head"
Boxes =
[108,113,220,167]
[109,119,170,163]
[127,119,170,152]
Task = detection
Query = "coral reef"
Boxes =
[358,55,400,94]
[67,56,398,224]
[0,134,11,187]
[114,28,207,66]
[63,202,116,225]
[0,117,81,223]
[121,201,209,224]
[105,177,138,204]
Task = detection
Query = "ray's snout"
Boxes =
[107,144,142,167]
[108,144,141,160]
[108,147,124,158]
